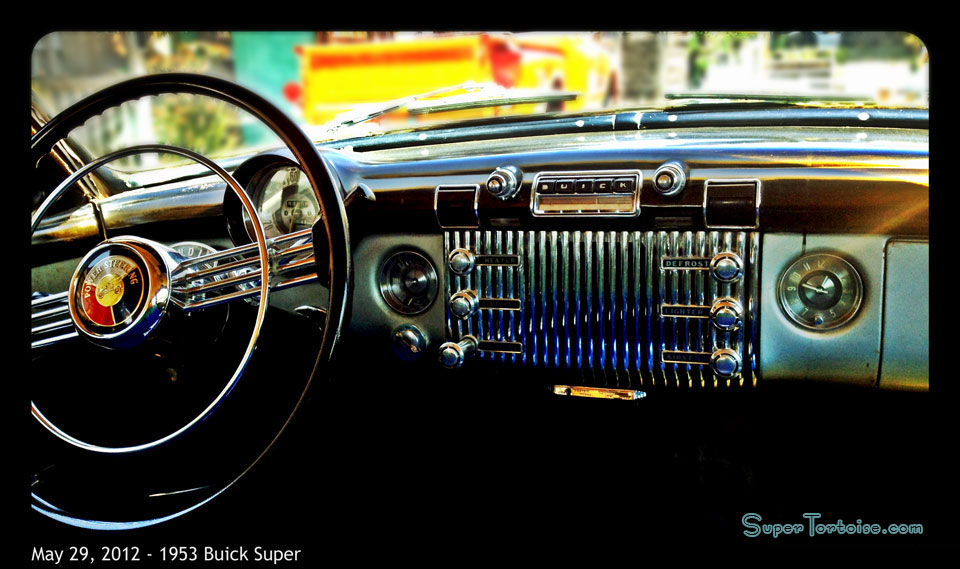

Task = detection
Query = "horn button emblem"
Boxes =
[69,239,171,348]
[79,254,144,328]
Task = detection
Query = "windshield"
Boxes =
[31,31,928,172]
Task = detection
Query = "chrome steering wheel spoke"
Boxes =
[170,228,319,312]
[30,291,79,349]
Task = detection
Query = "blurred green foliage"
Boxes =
[145,34,243,164]
[687,32,758,88]
[151,95,244,164]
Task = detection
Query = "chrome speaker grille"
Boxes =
[443,230,758,390]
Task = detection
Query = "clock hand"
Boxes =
[801,282,828,294]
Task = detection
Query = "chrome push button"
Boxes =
[439,335,478,369]
[710,252,743,282]
[710,349,742,379]
[447,248,475,276]
[709,298,743,331]
[449,290,480,319]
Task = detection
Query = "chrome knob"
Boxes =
[653,161,686,196]
[710,348,742,379]
[655,172,674,190]
[709,298,743,331]
[448,248,476,276]
[392,324,428,362]
[439,335,478,369]
[486,166,522,200]
[710,252,743,283]
[449,289,479,319]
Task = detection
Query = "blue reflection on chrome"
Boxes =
[31,493,64,513]
[31,490,222,531]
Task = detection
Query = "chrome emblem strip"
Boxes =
[661,350,713,365]
[661,304,711,318]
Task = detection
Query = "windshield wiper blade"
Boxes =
[324,82,579,134]
[327,81,485,130]
[406,87,578,115]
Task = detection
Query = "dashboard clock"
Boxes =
[379,251,439,315]
[778,253,863,331]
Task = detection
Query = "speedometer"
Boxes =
[242,166,320,240]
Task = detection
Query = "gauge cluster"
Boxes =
[241,166,320,240]
[225,154,323,245]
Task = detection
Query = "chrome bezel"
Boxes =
[777,252,864,332]
[378,250,439,316]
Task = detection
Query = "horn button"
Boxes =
[69,237,172,349]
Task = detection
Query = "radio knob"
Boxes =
[439,335,478,369]
[486,166,522,200]
[710,348,742,379]
[448,248,475,276]
[709,298,743,331]
[710,252,743,283]
[449,289,480,319]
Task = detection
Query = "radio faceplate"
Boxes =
[530,170,642,217]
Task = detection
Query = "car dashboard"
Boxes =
[28,105,934,548]
[36,121,927,389]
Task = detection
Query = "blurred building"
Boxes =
[696,32,927,105]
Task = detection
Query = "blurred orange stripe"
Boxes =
[310,47,476,69]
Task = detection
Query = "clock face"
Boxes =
[778,253,863,331]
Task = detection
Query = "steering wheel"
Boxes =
[28,73,351,528]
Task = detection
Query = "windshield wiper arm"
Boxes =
[328,81,486,130]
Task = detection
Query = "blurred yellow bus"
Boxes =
[291,33,617,126]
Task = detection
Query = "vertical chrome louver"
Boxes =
[444,230,758,390]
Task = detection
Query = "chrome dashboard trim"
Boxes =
[32,177,226,245]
